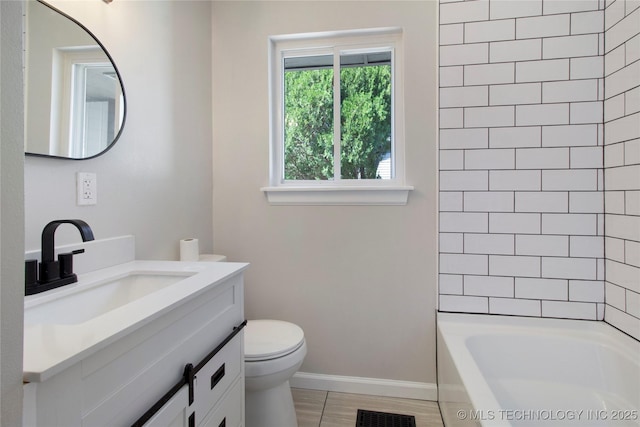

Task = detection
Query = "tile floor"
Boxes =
[292,388,445,427]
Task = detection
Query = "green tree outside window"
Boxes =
[284,58,392,181]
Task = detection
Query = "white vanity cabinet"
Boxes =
[23,261,246,427]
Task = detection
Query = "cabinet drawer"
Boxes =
[198,377,243,427]
[191,332,242,422]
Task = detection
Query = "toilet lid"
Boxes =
[244,320,305,361]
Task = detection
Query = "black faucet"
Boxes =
[25,219,95,296]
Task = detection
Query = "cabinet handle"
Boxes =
[218,418,226,427]
[211,364,225,390]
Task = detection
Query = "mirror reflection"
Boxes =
[25,0,126,159]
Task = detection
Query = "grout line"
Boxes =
[318,390,329,426]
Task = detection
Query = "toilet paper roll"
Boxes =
[179,238,199,261]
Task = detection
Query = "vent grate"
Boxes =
[356,409,417,427]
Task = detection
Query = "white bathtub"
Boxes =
[437,313,640,427]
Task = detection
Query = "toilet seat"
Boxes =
[244,320,305,361]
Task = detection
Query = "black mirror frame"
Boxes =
[25,0,127,161]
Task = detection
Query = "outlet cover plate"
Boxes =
[77,172,97,206]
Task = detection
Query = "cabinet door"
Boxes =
[143,385,191,427]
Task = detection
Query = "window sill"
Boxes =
[261,185,413,206]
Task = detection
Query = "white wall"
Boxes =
[212,1,439,386]
[438,0,606,320]
[24,0,214,261]
[1,1,26,424]
[604,0,640,340]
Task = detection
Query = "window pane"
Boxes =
[283,55,334,180]
[340,52,392,180]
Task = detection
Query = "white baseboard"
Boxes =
[290,371,438,401]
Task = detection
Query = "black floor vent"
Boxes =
[356,409,417,427]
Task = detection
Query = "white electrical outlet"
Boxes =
[77,172,97,206]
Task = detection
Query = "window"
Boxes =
[70,63,121,158]
[50,47,124,158]
[263,28,412,205]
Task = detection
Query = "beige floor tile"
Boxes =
[293,388,327,427]
[318,392,443,427]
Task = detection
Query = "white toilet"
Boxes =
[244,319,307,427]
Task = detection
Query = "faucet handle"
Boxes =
[25,259,38,289]
[59,249,85,279]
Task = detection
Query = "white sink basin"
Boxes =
[24,271,195,325]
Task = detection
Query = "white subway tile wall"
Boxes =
[604,0,640,340]
[438,0,606,322]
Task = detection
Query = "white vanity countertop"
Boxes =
[23,260,248,382]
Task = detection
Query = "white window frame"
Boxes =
[262,27,413,205]
[50,46,122,158]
